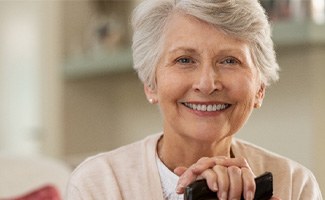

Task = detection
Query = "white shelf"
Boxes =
[64,48,133,79]
[272,21,325,46]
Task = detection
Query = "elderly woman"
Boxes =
[66,0,322,199]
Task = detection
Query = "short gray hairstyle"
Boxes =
[132,0,280,89]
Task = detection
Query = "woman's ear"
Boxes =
[144,84,158,104]
[254,84,265,108]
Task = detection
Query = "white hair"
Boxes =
[132,0,280,89]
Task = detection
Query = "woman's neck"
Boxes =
[157,132,233,171]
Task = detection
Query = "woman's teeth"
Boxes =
[183,102,230,112]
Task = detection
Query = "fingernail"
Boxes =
[213,182,218,191]
[219,192,227,200]
[176,184,184,194]
[246,191,254,200]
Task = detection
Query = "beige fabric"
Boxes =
[66,134,323,200]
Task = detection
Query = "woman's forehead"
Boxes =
[161,13,251,56]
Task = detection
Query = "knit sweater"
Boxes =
[66,133,323,199]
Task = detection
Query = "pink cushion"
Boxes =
[9,185,61,200]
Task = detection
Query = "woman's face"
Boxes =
[145,13,265,143]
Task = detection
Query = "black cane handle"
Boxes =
[184,172,273,200]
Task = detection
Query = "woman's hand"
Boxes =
[174,156,256,200]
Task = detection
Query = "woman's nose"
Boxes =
[193,66,223,95]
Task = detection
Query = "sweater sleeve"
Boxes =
[231,138,323,199]
[293,168,323,200]
[65,184,83,200]
[65,134,165,200]
[65,154,123,200]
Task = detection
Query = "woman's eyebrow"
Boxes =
[168,47,199,55]
[166,46,250,62]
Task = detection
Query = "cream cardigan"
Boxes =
[66,134,323,199]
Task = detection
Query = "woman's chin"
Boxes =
[182,130,230,144]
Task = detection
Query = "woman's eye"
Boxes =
[176,57,194,64]
[221,57,239,65]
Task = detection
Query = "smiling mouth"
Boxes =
[182,102,231,112]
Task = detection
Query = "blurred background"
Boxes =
[0,0,324,198]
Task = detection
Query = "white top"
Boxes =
[156,153,184,200]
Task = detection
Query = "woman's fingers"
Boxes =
[200,169,218,191]
[174,166,187,176]
[198,164,245,200]
[227,166,243,200]
[213,165,229,200]
[191,157,221,174]
[175,157,225,194]
[242,167,256,200]
[175,156,255,199]
[214,156,250,169]
[175,164,201,194]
